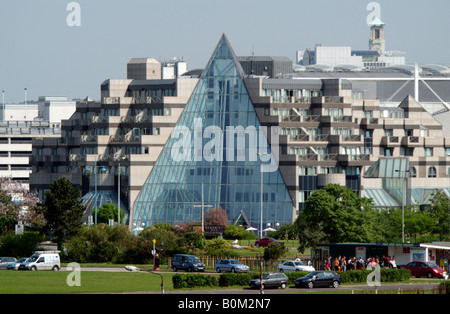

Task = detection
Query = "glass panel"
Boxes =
[131,35,294,230]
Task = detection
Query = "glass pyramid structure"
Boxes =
[132,35,294,229]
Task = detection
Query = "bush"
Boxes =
[218,273,260,287]
[0,232,45,258]
[263,243,286,260]
[337,268,411,284]
[172,274,219,289]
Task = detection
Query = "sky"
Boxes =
[0,0,449,103]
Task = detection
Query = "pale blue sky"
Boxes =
[1,0,449,102]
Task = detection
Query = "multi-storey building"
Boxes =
[30,35,450,232]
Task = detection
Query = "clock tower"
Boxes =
[369,18,386,57]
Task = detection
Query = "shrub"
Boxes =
[263,243,285,260]
[0,232,45,257]
[218,273,260,287]
[172,274,219,289]
[337,268,411,284]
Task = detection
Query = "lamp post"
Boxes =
[86,156,107,225]
[395,169,409,243]
[2,90,5,121]
[193,182,213,234]
[257,152,268,239]
[116,155,126,225]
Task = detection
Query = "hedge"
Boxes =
[172,269,411,289]
[337,268,411,284]
[172,273,219,289]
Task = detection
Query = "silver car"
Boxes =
[0,257,17,270]
[277,261,315,273]
[7,258,28,270]
[215,259,249,273]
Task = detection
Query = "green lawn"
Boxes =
[0,270,171,294]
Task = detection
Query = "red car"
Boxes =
[401,261,447,278]
[254,238,284,248]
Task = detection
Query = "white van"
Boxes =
[19,251,60,271]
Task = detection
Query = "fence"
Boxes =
[166,255,288,272]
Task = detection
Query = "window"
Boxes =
[428,167,437,178]
[425,147,433,157]
[410,167,417,178]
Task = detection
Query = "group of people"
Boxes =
[323,255,397,271]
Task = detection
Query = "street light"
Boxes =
[193,182,213,234]
[115,155,127,225]
[86,156,107,224]
[395,169,409,243]
[258,152,269,239]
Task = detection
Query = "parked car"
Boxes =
[249,272,289,289]
[0,257,17,270]
[7,258,28,270]
[278,261,315,273]
[294,271,341,289]
[254,238,284,248]
[215,259,249,273]
[171,254,205,272]
[400,261,447,278]
[18,251,60,271]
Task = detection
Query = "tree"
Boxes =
[295,184,376,252]
[427,189,450,240]
[0,177,45,232]
[43,178,85,245]
[205,207,228,227]
[97,203,125,224]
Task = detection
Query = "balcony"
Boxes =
[360,118,380,129]
[381,136,400,147]
[400,136,423,147]
[329,134,362,144]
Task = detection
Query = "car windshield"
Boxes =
[426,262,438,268]
[294,261,306,266]
[262,273,271,279]
[188,257,201,264]
[269,238,277,241]
[304,271,320,278]
[27,255,39,262]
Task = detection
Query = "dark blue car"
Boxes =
[295,271,341,289]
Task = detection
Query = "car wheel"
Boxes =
[172,266,177,272]
[279,268,284,273]
[216,267,221,273]
[52,266,59,271]
[281,282,287,289]
[332,280,340,288]
[427,272,433,278]
[255,243,260,248]
[187,267,193,272]
[231,268,235,273]
[30,266,37,271]
[307,281,314,289]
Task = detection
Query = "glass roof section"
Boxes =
[364,157,409,178]
[132,35,294,230]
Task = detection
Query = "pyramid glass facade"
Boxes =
[132,35,294,229]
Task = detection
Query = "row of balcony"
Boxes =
[287,134,362,143]
[280,115,353,123]
[81,134,142,144]
[292,153,371,162]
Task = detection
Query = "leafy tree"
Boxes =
[43,178,85,245]
[97,203,125,224]
[0,177,45,232]
[295,184,376,252]
[427,189,450,240]
[263,243,286,260]
[205,207,228,227]
[64,224,135,263]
